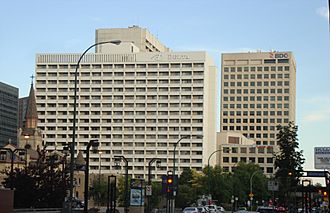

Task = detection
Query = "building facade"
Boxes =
[219,51,296,174]
[0,82,18,146]
[34,27,218,179]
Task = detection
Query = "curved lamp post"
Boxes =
[0,147,27,189]
[249,170,259,211]
[84,139,99,213]
[147,158,161,213]
[69,40,121,210]
[114,155,129,213]
[207,149,223,196]
[172,136,190,183]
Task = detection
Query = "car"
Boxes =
[256,206,276,213]
[198,207,209,213]
[217,206,225,213]
[205,205,217,213]
[183,207,199,213]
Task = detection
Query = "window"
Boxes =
[264,59,276,64]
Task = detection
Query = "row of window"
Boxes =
[223,103,290,109]
[37,79,204,85]
[223,156,274,164]
[223,65,290,72]
[222,110,291,117]
[37,86,204,93]
[223,95,289,102]
[223,116,289,124]
[37,63,205,69]
[40,117,203,123]
[46,125,203,131]
[222,119,289,130]
[38,102,204,108]
[37,94,204,101]
[223,88,290,95]
[223,81,290,87]
[223,73,290,80]
[223,166,274,174]
[38,70,204,77]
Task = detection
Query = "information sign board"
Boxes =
[314,147,330,169]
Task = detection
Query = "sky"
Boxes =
[1,0,329,175]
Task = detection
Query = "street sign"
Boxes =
[268,180,279,191]
[146,185,152,196]
[306,171,326,177]
[314,147,330,169]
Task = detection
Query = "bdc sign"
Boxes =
[269,52,289,59]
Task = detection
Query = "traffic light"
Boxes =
[166,175,174,197]
[323,191,328,197]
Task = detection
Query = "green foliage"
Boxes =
[149,181,162,209]
[176,168,200,208]
[2,153,68,208]
[274,122,305,205]
[89,175,109,206]
[231,163,269,205]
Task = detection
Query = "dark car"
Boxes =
[256,206,276,213]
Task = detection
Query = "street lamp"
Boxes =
[69,40,122,210]
[0,147,27,189]
[98,151,103,184]
[249,170,259,211]
[173,136,190,186]
[84,139,99,213]
[207,149,223,197]
[147,158,161,213]
[114,155,129,213]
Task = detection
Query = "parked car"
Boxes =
[256,206,276,213]
[205,205,217,213]
[217,206,225,213]
[183,207,199,213]
[198,207,209,213]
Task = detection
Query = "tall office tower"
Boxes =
[219,51,296,174]
[0,82,19,146]
[35,27,218,179]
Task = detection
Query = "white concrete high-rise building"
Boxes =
[218,51,296,174]
[34,26,218,179]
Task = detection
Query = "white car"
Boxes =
[205,205,217,213]
[217,206,225,213]
[183,207,199,213]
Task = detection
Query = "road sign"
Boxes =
[314,147,330,169]
[249,193,254,197]
[268,180,279,191]
[306,171,326,177]
[146,185,152,196]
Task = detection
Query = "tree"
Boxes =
[89,175,109,206]
[176,168,199,208]
[232,162,269,208]
[274,122,305,206]
[204,165,232,204]
[1,152,68,208]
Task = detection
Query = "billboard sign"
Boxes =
[314,147,330,169]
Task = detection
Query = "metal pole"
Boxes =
[115,155,129,213]
[147,158,160,213]
[84,142,91,213]
[69,40,121,212]
[249,171,258,211]
[207,149,222,196]
[172,136,189,213]
[107,176,110,213]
